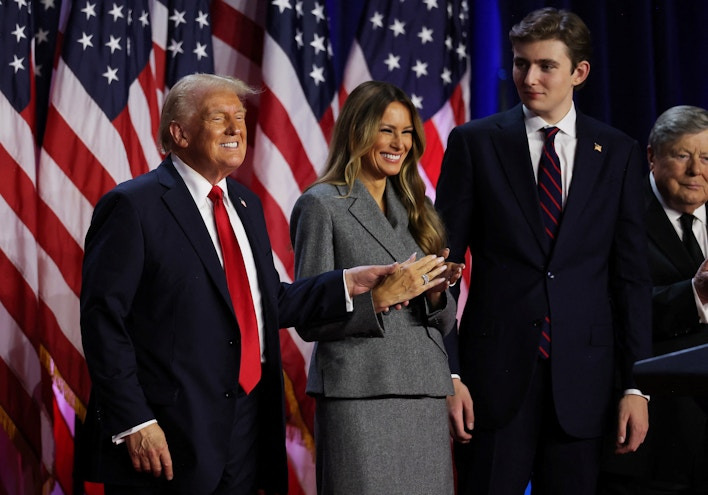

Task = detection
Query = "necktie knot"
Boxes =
[679,213,695,233]
[543,126,559,141]
[679,213,704,267]
[208,185,224,203]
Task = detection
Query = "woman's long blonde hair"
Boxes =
[314,81,446,255]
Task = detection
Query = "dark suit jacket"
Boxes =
[436,105,652,439]
[600,181,708,486]
[76,157,349,494]
[646,183,708,353]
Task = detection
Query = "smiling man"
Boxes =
[75,74,445,495]
[436,8,652,494]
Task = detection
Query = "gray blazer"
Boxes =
[290,179,455,398]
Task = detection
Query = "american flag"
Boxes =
[0,1,469,493]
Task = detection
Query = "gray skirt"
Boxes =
[315,395,454,495]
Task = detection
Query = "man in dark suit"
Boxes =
[76,73,446,495]
[598,105,708,494]
[436,8,652,494]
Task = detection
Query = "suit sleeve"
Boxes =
[610,142,653,389]
[288,192,384,342]
[652,280,701,339]
[435,126,476,374]
[80,190,155,435]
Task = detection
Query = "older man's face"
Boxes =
[650,130,708,214]
[175,88,248,181]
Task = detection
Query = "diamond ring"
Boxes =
[421,273,429,285]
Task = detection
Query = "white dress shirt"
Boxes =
[523,103,578,204]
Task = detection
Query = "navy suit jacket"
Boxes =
[436,105,652,439]
[77,157,348,494]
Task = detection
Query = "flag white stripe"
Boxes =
[253,127,304,226]
[37,247,83,357]
[37,153,94,249]
[50,61,132,186]
[261,35,329,173]
[127,80,162,168]
[0,305,41,399]
[1,93,37,183]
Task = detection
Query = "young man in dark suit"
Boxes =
[436,8,652,494]
[76,73,447,495]
[598,105,708,494]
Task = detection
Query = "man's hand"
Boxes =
[370,254,447,312]
[615,394,649,454]
[125,423,174,480]
[345,254,447,312]
[345,263,398,298]
[447,378,474,443]
[694,256,708,304]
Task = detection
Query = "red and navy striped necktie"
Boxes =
[537,127,561,359]
[538,126,562,242]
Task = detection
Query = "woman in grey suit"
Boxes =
[290,81,463,495]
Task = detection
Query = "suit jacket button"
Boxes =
[225,390,234,399]
[547,271,555,279]
[228,339,235,346]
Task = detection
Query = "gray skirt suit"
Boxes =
[290,179,456,495]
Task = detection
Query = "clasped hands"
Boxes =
[345,249,464,313]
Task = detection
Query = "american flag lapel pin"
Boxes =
[594,143,602,152]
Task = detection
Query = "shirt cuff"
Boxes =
[624,388,650,402]
[342,269,353,312]
[112,419,157,444]
[451,374,461,380]
[692,278,708,324]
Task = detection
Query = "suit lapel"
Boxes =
[645,181,701,276]
[157,159,233,311]
[345,180,414,261]
[554,113,605,251]
[494,106,548,252]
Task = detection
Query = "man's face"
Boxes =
[650,130,708,214]
[512,39,589,124]
[173,88,248,180]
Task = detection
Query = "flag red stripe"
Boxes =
[421,120,445,186]
[247,177,294,278]
[259,89,318,191]
[211,1,264,67]
[42,105,117,206]
[0,251,39,345]
[1,146,37,234]
[35,200,84,297]
[39,300,92,405]
[112,108,151,179]
[136,66,162,151]
[52,396,75,495]
[449,84,467,125]
[318,104,335,146]
[0,357,42,457]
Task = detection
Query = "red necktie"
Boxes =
[537,127,562,359]
[208,185,261,393]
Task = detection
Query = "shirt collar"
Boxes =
[650,171,707,225]
[523,102,577,138]
[171,154,229,206]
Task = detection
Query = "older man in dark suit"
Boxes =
[76,73,447,495]
[598,105,708,494]
[436,8,652,494]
